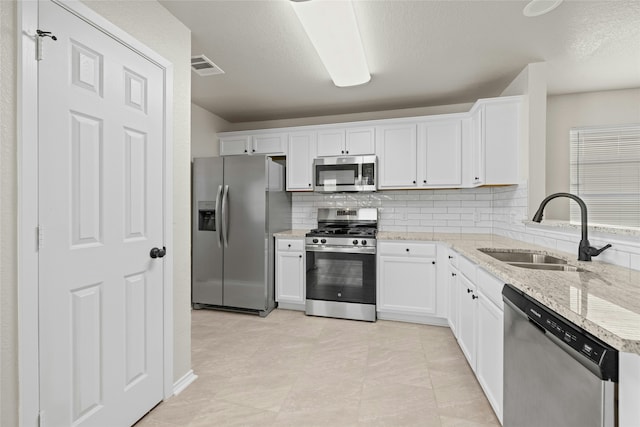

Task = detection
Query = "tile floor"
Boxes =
[137,309,500,427]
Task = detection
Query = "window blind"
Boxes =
[569,124,640,229]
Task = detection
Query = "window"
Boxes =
[570,124,640,229]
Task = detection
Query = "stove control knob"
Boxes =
[361,240,367,245]
[320,239,327,244]
[312,239,318,244]
[353,240,358,245]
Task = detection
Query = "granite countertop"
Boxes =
[274,229,640,354]
[378,232,640,355]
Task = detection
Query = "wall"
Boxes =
[0,2,191,425]
[191,103,230,158]
[501,62,548,218]
[225,102,474,131]
[545,88,640,220]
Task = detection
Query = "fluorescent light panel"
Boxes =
[291,0,370,87]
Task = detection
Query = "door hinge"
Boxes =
[37,225,44,250]
[36,29,57,61]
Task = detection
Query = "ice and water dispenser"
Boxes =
[198,201,216,231]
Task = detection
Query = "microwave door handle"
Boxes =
[215,185,223,248]
[221,185,229,248]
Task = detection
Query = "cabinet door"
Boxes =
[287,132,316,191]
[470,107,484,186]
[457,274,477,370]
[477,292,504,423]
[345,127,375,155]
[422,120,462,186]
[252,133,287,155]
[448,266,459,337]
[276,250,304,304]
[219,135,250,156]
[317,129,345,156]
[484,100,519,185]
[376,124,418,188]
[378,255,436,315]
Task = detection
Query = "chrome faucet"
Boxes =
[531,192,611,262]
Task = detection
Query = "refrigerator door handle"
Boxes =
[222,184,230,248]
[215,185,223,248]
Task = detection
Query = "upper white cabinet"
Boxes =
[418,118,463,187]
[317,126,375,157]
[469,96,521,186]
[220,133,287,156]
[286,131,316,191]
[376,124,418,189]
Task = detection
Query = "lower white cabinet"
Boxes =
[448,248,504,424]
[275,238,305,310]
[377,241,443,323]
[457,274,477,368]
[476,289,504,424]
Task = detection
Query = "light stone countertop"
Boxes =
[379,231,640,355]
[275,230,640,355]
[273,229,308,238]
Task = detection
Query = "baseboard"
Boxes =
[172,369,198,396]
[276,302,305,311]
[377,312,449,326]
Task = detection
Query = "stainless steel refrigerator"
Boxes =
[192,156,291,316]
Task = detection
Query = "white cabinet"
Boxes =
[376,124,418,188]
[275,238,305,310]
[377,241,441,322]
[469,96,521,186]
[457,273,477,368]
[447,252,459,336]
[317,126,375,157]
[219,133,287,156]
[286,131,316,191]
[477,288,504,424]
[418,119,463,187]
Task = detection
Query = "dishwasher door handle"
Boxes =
[528,318,546,334]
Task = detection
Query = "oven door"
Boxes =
[305,249,375,305]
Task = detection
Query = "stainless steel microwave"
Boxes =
[313,155,377,192]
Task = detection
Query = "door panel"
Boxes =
[38,1,164,425]
[223,156,267,310]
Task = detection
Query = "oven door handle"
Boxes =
[305,246,376,255]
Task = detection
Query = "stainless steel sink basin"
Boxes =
[478,248,567,265]
[507,262,584,272]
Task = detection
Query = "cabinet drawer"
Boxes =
[277,239,304,252]
[378,241,436,257]
[458,255,477,282]
[476,268,504,309]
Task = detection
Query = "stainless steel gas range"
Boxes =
[305,208,377,322]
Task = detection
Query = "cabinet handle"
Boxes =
[299,255,302,258]
[288,244,291,248]
[308,183,311,187]
[448,255,453,259]
[467,288,473,293]
[341,150,345,154]
[475,176,479,180]
[472,294,479,300]
[432,261,436,265]
[406,248,410,252]
[252,149,256,153]
[244,149,248,153]
[423,180,427,184]
[346,150,349,154]
[412,180,416,184]
[451,272,457,277]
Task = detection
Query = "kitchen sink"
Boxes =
[507,262,584,272]
[478,248,567,265]
[478,248,585,272]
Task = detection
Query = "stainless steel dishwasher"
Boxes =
[502,284,618,427]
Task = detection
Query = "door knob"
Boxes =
[150,246,166,259]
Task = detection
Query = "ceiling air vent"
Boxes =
[191,55,224,76]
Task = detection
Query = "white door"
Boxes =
[422,120,462,186]
[376,124,418,188]
[38,1,165,425]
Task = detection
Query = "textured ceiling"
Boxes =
[159,0,640,123]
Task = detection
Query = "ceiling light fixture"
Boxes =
[523,0,563,17]
[290,0,371,87]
